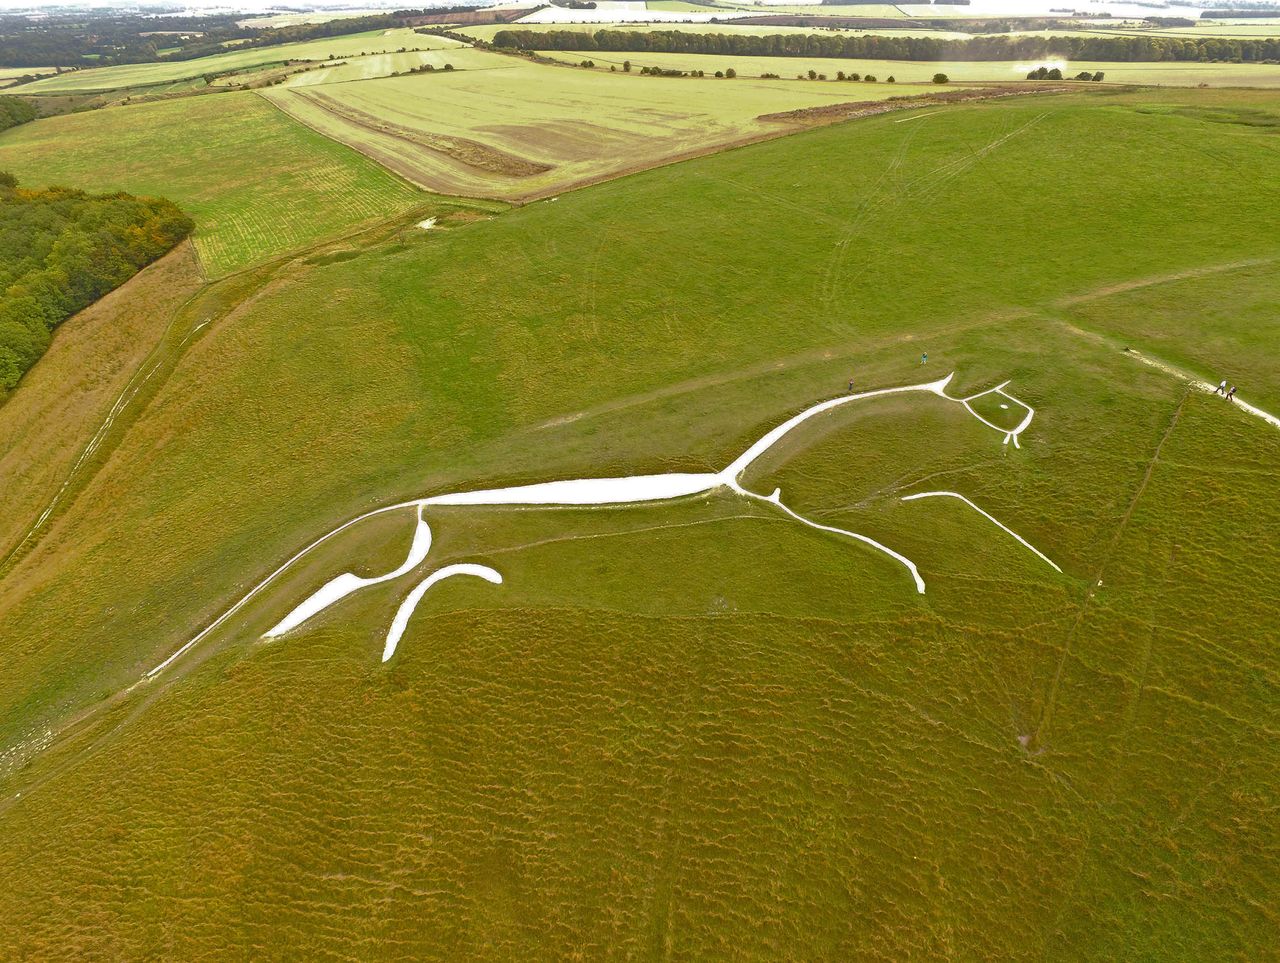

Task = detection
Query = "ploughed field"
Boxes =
[260,47,912,200]
[0,67,1277,963]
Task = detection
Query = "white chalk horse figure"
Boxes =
[148,373,1056,676]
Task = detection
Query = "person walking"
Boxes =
[1227,385,1237,402]
[1216,379,1227,395]
[848,378,855,393]
[920,352,928,365]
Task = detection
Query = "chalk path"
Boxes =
[146,372,1050,675]
[1124,350,1280,432]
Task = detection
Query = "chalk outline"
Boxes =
[147,372,1053,674]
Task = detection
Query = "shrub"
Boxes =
[864,74,876,81]
[1093,70,1105,81]
[443,63,454,70]
[725,67,735,78]
[932,72,949,84]
[715,70,724,78]
[849,72,860,80]
[837,70,846,80]
[623,59,631,71]
[808,69,817,79]
[1046,67,1062,79]
[887,75,895,82]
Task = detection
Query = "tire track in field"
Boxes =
[1028,386,1188,754]
[816,116,926,312]
[819,111,1048,312]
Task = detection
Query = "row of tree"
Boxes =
[0,175,193,398]
[491,28,1280,63]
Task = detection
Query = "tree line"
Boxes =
[491,28,1280,63]
[0,175,193,398]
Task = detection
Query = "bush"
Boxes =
[443,63,454,71]
[715,70,724,78]
[818,73,827,80]
[1075,70,1093,80]
[932,72,949,84]
[887,75,895,82]
[849,72,860,80]
[808,69,817,79]
[725,67,735,78]
[623,59,631,71]
[1093,70,1105,81]
[1046,67,1062,79]
[837,70,846,80]
[864,74,876,81]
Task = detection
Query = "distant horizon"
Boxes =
[0,0,486,13]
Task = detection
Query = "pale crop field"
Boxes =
[19,28,465,94]
[0,91,424,276]
[259,49,917,200]
[0,66,57,87]
[536,48,1280,86]
[280,47,499,87]
[463,21,978,41]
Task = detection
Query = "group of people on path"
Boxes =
[1217,379,1238,402]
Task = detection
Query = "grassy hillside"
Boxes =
[0,91,425,276]
[0,88,1276,957]
[260,48,919,200]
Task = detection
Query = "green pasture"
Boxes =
[0,91,424,276]
[18,28,464,94]
[261,49,909,199]
[0,87,1277,956]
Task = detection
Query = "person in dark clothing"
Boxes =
[1227,385,1237,402]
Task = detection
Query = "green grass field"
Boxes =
[0,86,1276,957]
[0,91,425,276]
[18,28,464,94]
[260,48,915,200]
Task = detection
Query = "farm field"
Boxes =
[0,66,57,88]
[260,49,915,200]
[463,21,979,41]
[535,47,1280,85]
[465,17,1280,42]
[0,85,1277,957]
[275,47,489,86]
[0,91,426,276]
[17,28,464,94]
